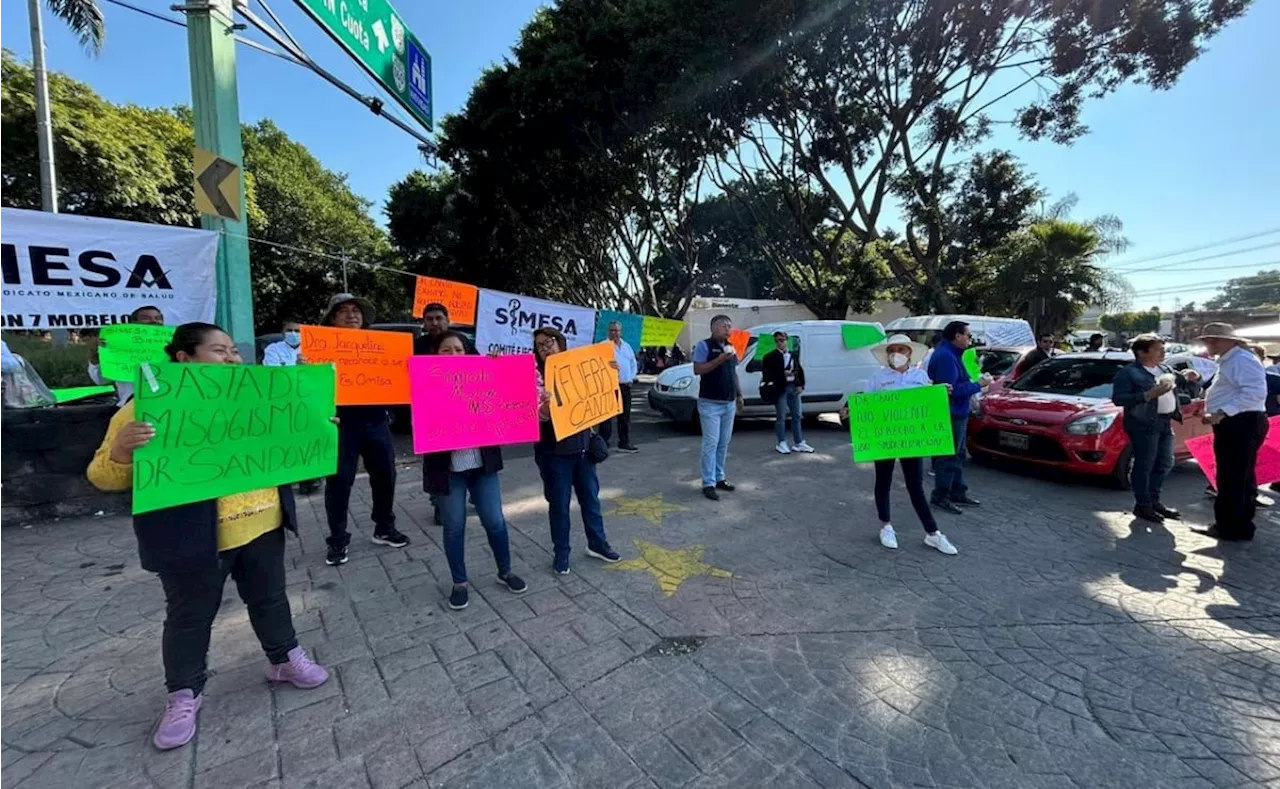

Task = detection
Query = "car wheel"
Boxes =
[1110,446,1134,490]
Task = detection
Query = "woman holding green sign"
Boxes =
[852,334,959,556]
[86,322,329,752]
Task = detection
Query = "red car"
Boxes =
[975,345,1037,386]
[968,352,1212,488]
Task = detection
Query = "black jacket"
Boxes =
[422,446,504,494]
[1013,348,1050,378]
[761,350,805,401]
[1111,362,1200,430]
[132,485,299,574]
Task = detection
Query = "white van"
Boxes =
[884,315,1035,348]
[647,320,884,427]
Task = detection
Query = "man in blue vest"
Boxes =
[693,315,744,500]
[927,320,989,514]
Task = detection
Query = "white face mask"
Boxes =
[888,352,909,369]
[284,331,301,347]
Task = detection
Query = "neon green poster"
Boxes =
[847,384,954,462]
[131,363,338,514]
[51,385,115,403]
[841,324,885,350]
[99,324,175,382]
[961,347,982,380]
[753,335,797,360]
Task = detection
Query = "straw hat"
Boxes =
[1195,322,1248,345]
[870,333,928,367]
[322,293,376,326]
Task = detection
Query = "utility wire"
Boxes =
[101,0,302,64]
[1106,226,1280,269]
[1113,242,1280,274]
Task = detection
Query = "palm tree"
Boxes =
[27,0,104,211]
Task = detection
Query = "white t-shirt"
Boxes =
[1144,365,1177,414]
[782,351,795,382]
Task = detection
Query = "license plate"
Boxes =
[998,431,1030,451]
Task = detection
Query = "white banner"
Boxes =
[474,289,598,355]
[1,208,219,330]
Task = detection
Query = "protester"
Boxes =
[422,331,528,609]
[532,326,621,574]
[261,320,321,495]
[692,315,743,500]
[88,304,165,406]
[926,321,989,514]
[856,334,958,555]
[1250,344,1280,417]
[1196,323,1268,541]
[599,321,639,453]
[414,302,463,525]
[671,344,686,366]
[320,293,408,565]
[86,322,328,751]
[1086,333,1106,352]
[761,331,814,454]
[1013,332,1056,378]
[1111,334,1202,523]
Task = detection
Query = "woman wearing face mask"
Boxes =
[421,331,529,609]
[848,334,959,555]
[86,322,329,751]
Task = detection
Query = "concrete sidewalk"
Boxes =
[3,416,1280,789]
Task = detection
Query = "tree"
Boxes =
[1100,307,1161,336]
[1205,270,1280,311]
[44,0,104,51]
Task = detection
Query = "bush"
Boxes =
[4,334,94,388]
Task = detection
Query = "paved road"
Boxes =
[4,391,1280,789]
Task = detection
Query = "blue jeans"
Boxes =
[439,469,511,585]
[932,417,969,503]
[774,385,803,445]
[1127,420,1174,508]
[698,399,737,488]
[535,453,609,562]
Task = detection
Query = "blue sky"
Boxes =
[3,0,1276,311]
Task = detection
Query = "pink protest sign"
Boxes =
[1185,415,1280,489]
[408,354,541,454]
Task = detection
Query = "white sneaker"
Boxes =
[879,524,898,549]
[924,532,958,555]
[775,442,791,454]
[791,441,815,453]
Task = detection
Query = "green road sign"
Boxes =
[294,0,433,130]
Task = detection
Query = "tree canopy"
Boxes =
[1205,270,1280,311]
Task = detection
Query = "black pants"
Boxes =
[325,421,397,547]
[157,528,297,695]
[1213,411,1268,538]
[598,383,632,447]
[874,457,938,534]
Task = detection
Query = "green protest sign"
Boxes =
[52,385,115,403]
[99,324,174,382]
[753,335,797,361]
[847,384,954,462]
[131,363,338,514]
[961,347,982,380]
[842,324,885,350]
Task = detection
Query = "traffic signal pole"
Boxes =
[177,0,255,354]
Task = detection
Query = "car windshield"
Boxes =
[978,349,1021,377]
[1008,357,1127,398]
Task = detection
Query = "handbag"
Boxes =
[588,432,610,464]
[758,379,779,403]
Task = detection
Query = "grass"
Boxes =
[4,334,95,388]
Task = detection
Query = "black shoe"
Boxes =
[1133,506,1165,524]
[1152,503,1181,520]
[715,480,736,492]
[433,505,443,526]
[325,545,348,566]
[499,573,528,594]
[617,444,639,453]
[702,486,720,501]
[372,529,410,548]
[933,499,963,515]
[955,495,981,507]
[448,586,469,610]
[553,555,571,575]
[586,543,621,563]
[1193,525,1254,542]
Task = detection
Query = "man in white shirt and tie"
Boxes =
[599,321,639,453]
[1196,323,1268,541]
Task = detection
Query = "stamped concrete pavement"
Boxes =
[4,406,1280,789]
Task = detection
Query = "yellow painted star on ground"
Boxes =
[606,540,732,597]
[607,493,690,527]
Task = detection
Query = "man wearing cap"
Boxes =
[1196,323,1268,541]
[319,293,409,565]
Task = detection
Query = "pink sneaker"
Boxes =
[153,689,201,750]
[266,647,329,689]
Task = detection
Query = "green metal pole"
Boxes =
[183,0,255,354]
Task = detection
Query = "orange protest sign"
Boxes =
[729,329,750,359]
[300,326,412,405]
[413,276,479,324]
[545,341,622,441]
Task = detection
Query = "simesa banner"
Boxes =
[0,208,218,330]
[474,289,597,356]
